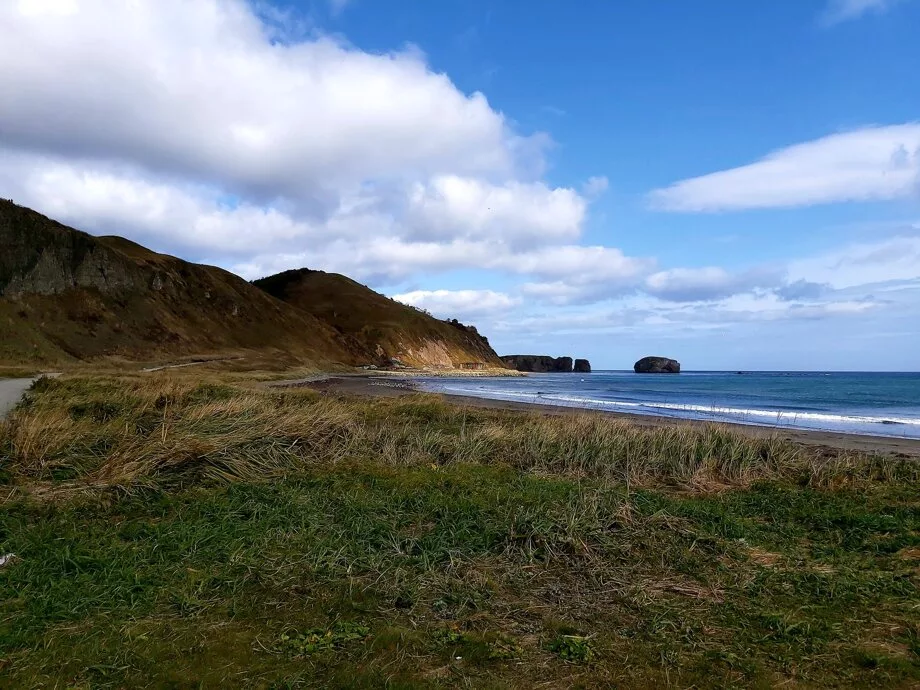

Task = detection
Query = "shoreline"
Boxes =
[276,375,920,458]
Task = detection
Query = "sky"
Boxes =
[1,0,919,371]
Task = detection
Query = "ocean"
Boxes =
[415,371,920,439]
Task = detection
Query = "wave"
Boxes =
[540,394,920,427]
[429,384,920,429]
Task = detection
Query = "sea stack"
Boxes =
[574,359,591,373]
[634,356,680,374]
[500,355,573,372]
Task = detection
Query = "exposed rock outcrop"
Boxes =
[501,355,574,373]
[634,356,680,374]
[574,359,591,373]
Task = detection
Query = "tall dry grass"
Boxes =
[1,374,915,498]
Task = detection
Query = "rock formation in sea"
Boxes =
[634,356,680,373]
[501,355,574,373]
[573,359,591,373]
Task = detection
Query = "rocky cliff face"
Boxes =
[1,202,142,297]
[0,201,345,365]
[634,356,680,373]
[574,359,592,373]
[500,355,574,373]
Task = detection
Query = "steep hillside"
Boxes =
[0,200,345,366]
[253,269,504,369]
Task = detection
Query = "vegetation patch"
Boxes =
[279,621,370,657]
[548,634,596,663]
[0,373,918,687]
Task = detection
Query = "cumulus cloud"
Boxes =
[393,289,520,318]
[0,0,628,285]
[0,153,328,254]
[649,124,920,212]
[0,0,529,203]
[405,176,585,243]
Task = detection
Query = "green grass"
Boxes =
[0,375,918,687]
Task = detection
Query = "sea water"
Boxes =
[415,371,920,439]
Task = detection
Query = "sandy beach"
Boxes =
[279,375,920,458]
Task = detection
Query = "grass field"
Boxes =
[1,374,919,687]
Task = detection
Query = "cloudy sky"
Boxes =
[2,0,919,370]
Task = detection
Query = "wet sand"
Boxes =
[276,375,920,458]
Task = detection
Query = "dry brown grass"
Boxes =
[2,373,916,501]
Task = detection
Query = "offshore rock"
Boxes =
[573,359,591,373]
[501,355,574,373]
[634,356,680,374]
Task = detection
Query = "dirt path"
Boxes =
[141,357,244,372]
[0,378,37,418]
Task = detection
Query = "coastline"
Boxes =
[277,374,920,458]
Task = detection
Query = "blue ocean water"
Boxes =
[415,371,920,439]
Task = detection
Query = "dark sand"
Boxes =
[274,375,920,458]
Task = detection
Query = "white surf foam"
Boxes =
[427,384,920,431]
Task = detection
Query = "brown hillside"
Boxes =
[0,200,346,367]
[253,269,504,369]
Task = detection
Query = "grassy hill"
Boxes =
[253,268,504,369]
[0,200,347,367]
[0,200,505,370]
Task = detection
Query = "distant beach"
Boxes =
[281,374,920,458]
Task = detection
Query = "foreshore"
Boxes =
[277,374,920,458]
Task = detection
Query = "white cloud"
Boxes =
[519,262,784,306]
[644,266,782,302]
[823,0,902,23]
[0,153,326,253]
[0,148,646,287]
[0,0,525,202]
[405,175,585,243]
[233,240,655,287]
[582,176,609,198]
[393,289,519,318]
[519,281,599,305]
[787,235,920,288]
[508,245,652,282]
[0,0,622,285]
[649,124,920,212]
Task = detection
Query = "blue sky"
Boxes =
[1,0,918,369]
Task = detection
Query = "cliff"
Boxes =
[253,269,504,369]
